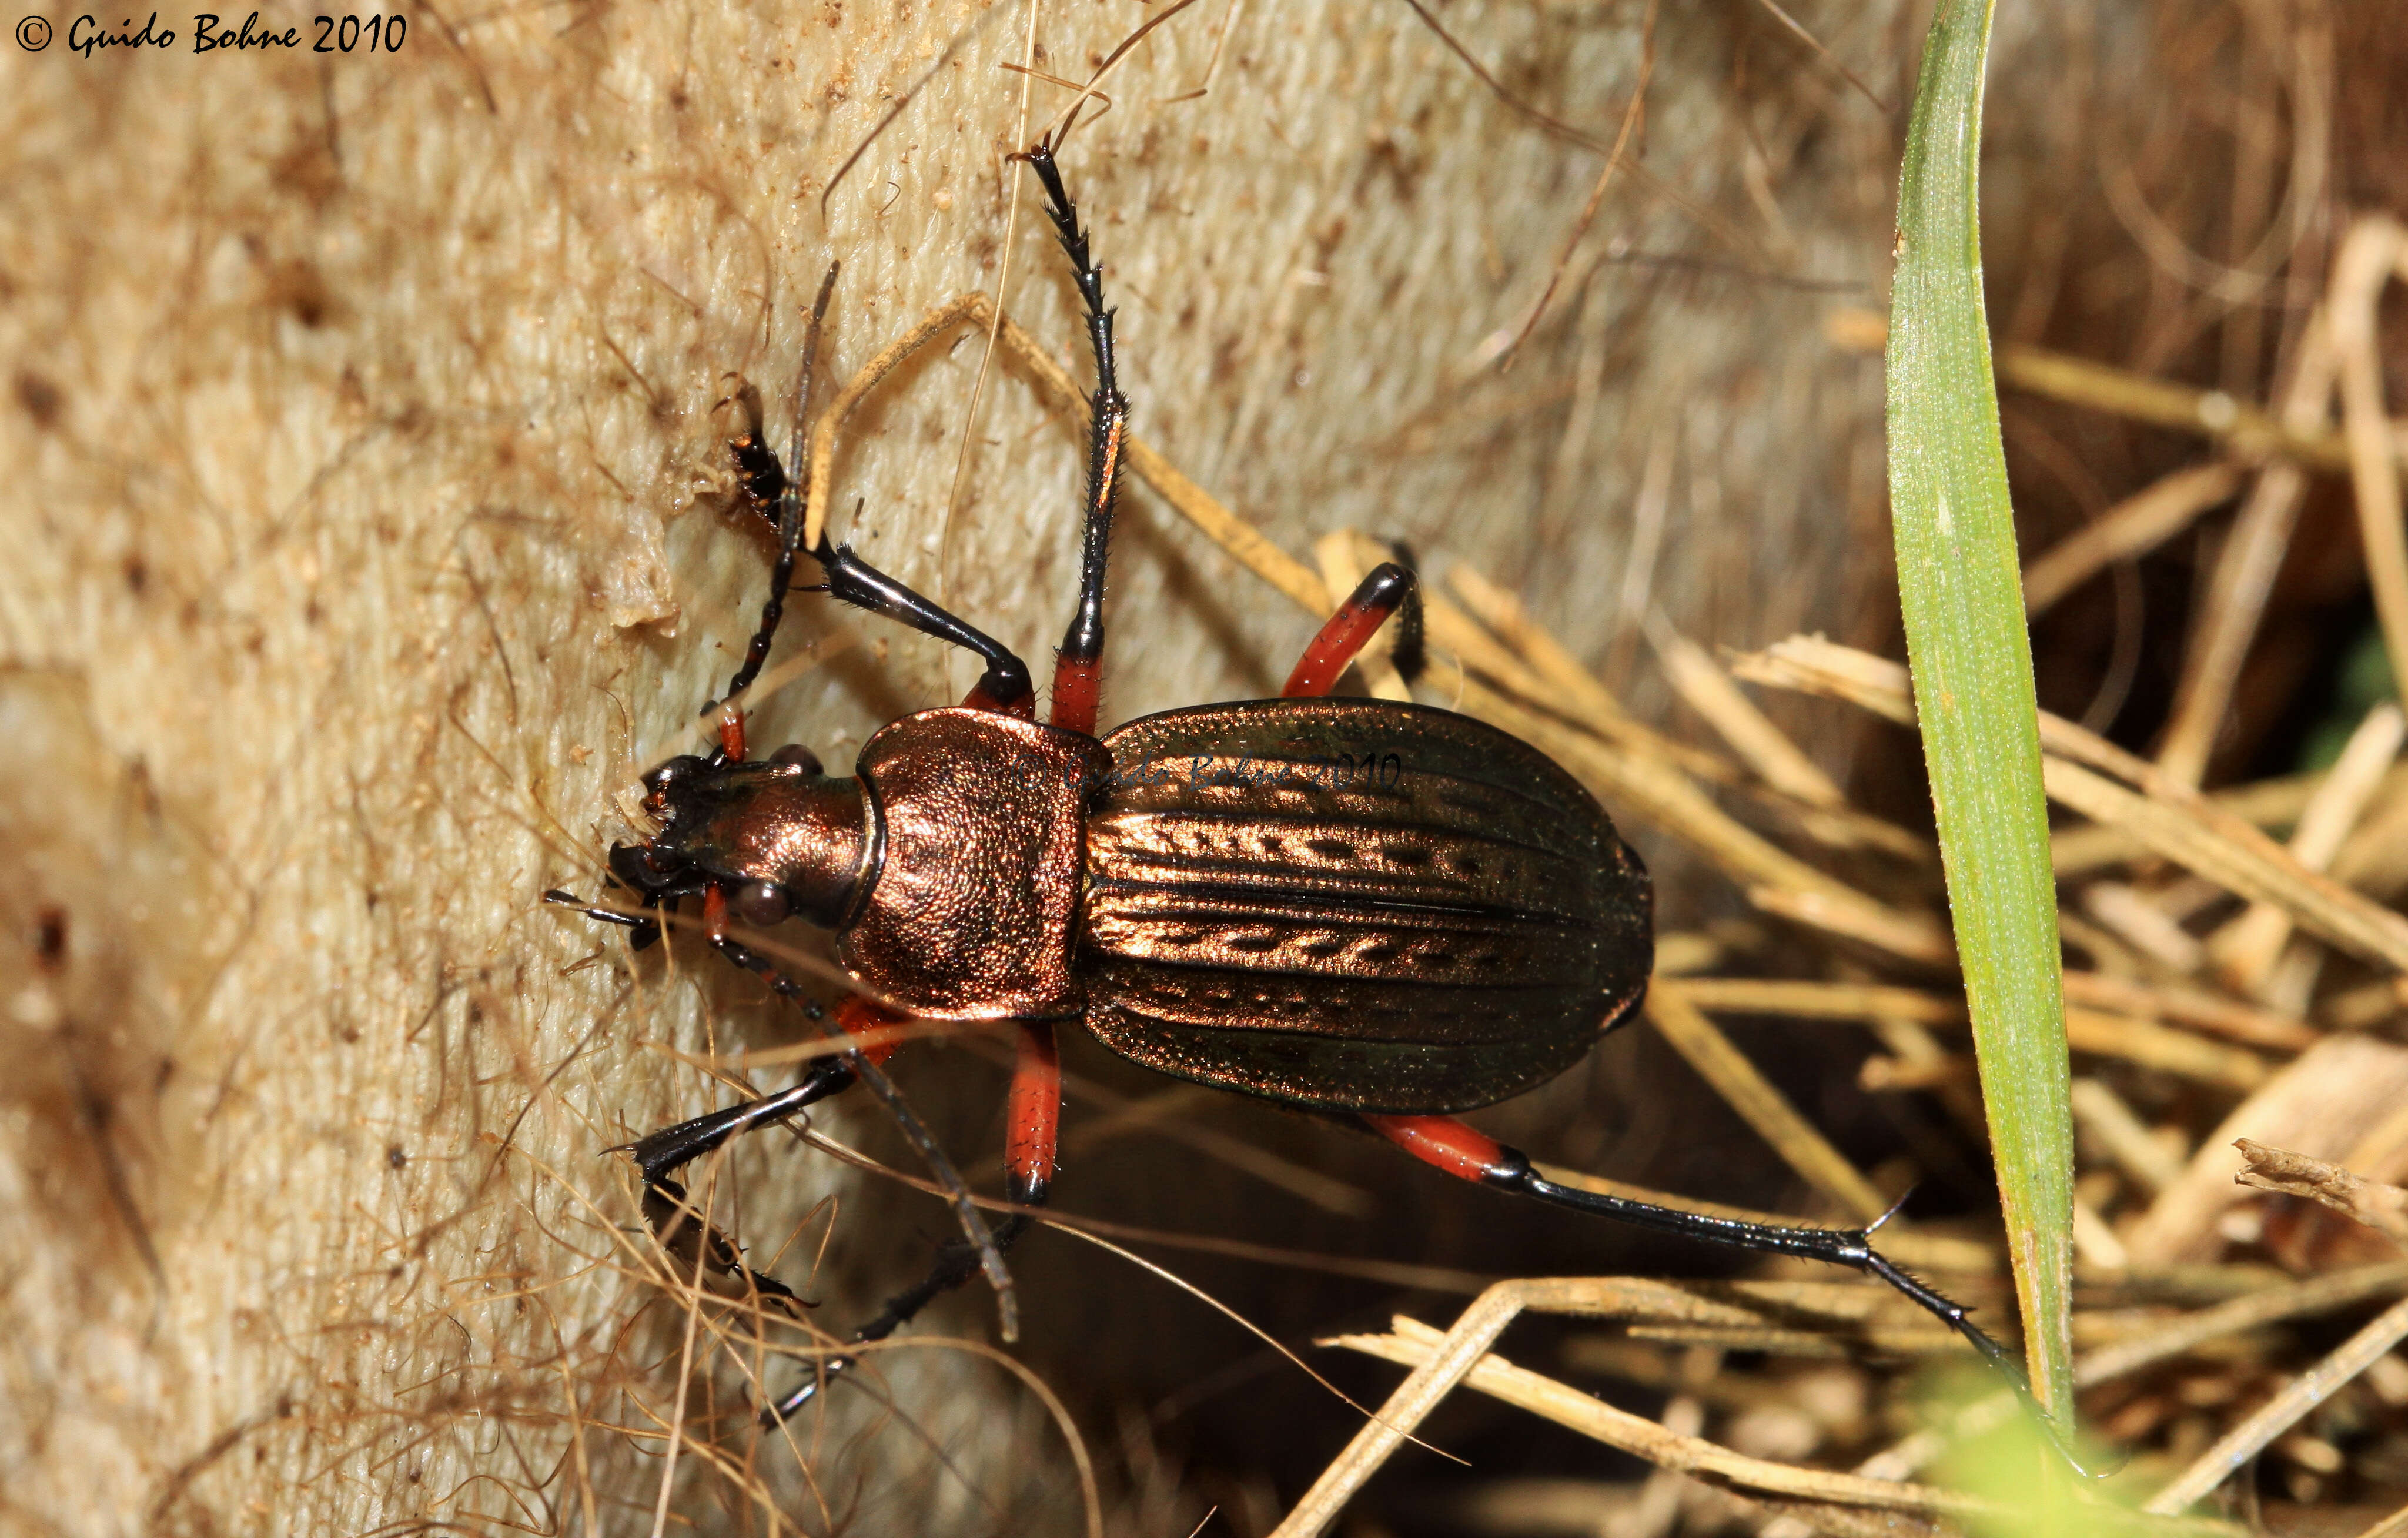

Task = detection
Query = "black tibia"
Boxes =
[1473,1141,2029,1382]
[807,538,1035,712]
[621,1055,860,1316]
[709,260,844,724]
[1382,540,1427,683]
[762,1191,1049,1425]
[1018,138,1128,672]
[626,1055,861,1188]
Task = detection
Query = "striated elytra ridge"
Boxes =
[1082,698,1651,1113]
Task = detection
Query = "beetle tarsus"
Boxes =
[1018,138,1117,400]
[761,1354,850,1423]
[758,1212,1036,1426]
[1498,1160,2105,1468]
[641,1174,814,1320]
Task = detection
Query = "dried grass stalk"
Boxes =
[2144,1295,2408,1514]
[2128,1035,2408,1266]
[2232,1139,2408,1249]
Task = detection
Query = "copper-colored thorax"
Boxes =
[841,708,1109,1021]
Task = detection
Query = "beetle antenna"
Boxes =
[1012,135,1128,736]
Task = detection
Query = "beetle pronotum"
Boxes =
[548,138,2054,1439]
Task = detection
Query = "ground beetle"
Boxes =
[549,139,2039,1430]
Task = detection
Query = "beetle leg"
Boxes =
[707,265,1038,725]
[1360,1112,2041,1400]
[621,998,902,1195]
[801,538,1037,718]
[1016,139,1128,738]
[704,262,843,743]
[1285,561,1422,698]
[618,994,902,1318]
[762,1021,1059,1425]
[1003,1019,1062,1209]
[706,928,1022,1337]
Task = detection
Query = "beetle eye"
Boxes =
[733,881,792,927]
[769,744,823,775]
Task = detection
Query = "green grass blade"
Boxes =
[1888,0,2076,1421]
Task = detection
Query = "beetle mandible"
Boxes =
[548,138,2034,1428]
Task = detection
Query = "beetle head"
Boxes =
[603,743,870,947]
